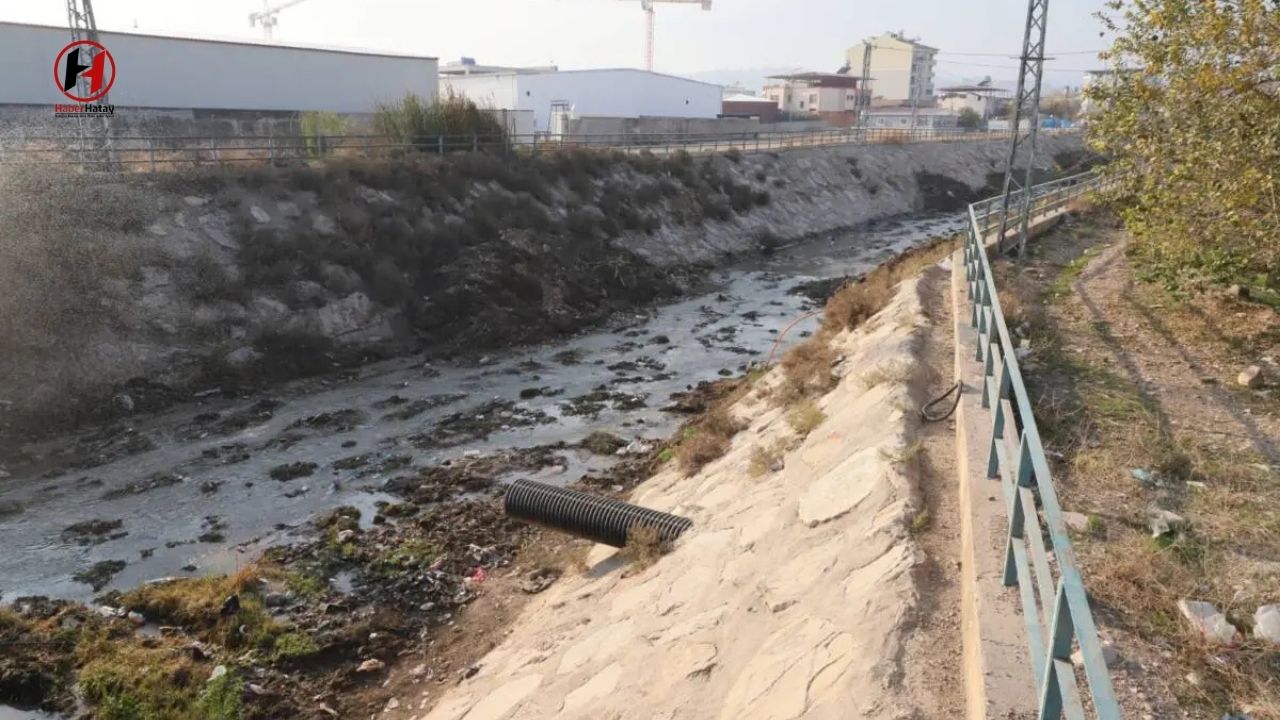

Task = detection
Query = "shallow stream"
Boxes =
[0,211,963,603]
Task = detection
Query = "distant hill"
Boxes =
[679,67,804,93]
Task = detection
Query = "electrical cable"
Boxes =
[920,381,962,422]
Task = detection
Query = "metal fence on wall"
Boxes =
[962,171,1123,720]
[0,127,1077,172]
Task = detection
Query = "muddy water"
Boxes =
[0,212,963,602]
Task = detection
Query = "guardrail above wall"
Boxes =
[961,171,1123,720]
[0,127,1078,172]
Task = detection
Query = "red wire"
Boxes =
[766,308,825,365]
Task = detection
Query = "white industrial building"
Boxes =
[0,21,437,114]
[440,68,722,134]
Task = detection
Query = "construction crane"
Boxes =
[249,0,311,41]
[619,0,711,72]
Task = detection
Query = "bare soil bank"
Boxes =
[0,137,1086,437]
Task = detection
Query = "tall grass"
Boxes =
[374,90,509,153]
[300,111,347,158]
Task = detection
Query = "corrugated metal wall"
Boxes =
[0,22,437,114]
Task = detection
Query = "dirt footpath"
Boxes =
[391,274,943,720]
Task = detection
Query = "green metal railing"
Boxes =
[962,171,1122,720]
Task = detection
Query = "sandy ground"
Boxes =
[380,274,942,720]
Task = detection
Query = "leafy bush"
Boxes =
[1089,0,1280,289]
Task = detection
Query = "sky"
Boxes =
[4,0,1114,89]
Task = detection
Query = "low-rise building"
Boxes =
[720,93,780,122]
[761,72,861,125]
[863,106,958,130]
[936,83,1009,119]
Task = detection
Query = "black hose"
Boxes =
[504,479,693,548]
[920,381,962,423]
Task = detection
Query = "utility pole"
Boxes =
[995,0,1050,255]
[65,0,107,104]
[856,41,873,127]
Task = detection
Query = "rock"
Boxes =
[315,292,387,341]
[113,393,135,412]
[336,529,356,543]
[581,431,626,455]
[126,611,145,625]
[1225,284,1250,300]
[312,214,337,236]
[1238,365,1263,389]
[317,703,339,717]
[617,440,654,456]
[209,665,227,683]
[1130,468,1155,486]
[263,591,291,608]
[0,500,24,518]
[1071,639,1120,667]
[1062,511,1090,532]
[277,201,301,218]
[72,560,127,590]
[384,697,401,712]
[769,457,785,473]
[220,595,241,617]
[1147,505,1187,538]
[409,664,429,679]
[247,683,268,696]
[270,462,318,481]
[248,205,271,224]
[1177,599,1241,645]
[225,346,263,367]
[519,568,561,595]
[183,195,208,207]
[1254,604,1280,645]
[357,658,386,673]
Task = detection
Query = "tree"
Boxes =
[957,107,983,131]
[1089,0,1280,288]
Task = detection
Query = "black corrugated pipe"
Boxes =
[504,479,693,548]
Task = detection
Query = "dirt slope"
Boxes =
[387,275,938,720]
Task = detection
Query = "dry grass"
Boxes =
[618,525,669,570]
[672,400,748,477]
[748,439,792,478]
[822,233,957,334]
[675,431,732,476]
[1009,218,1280,717]
[881,439,924,465]
[861,360,914,389]
[787,400,826,437]
[777,337,838,404]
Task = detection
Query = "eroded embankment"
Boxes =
[0,135,1082,435]
[417,274,936,720]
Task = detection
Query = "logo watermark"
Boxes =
[53,39,116,117]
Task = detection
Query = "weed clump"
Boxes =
[787,401,826,437]
[778,339,837,403]
[673,407,745,476]
[619,525,669,570]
